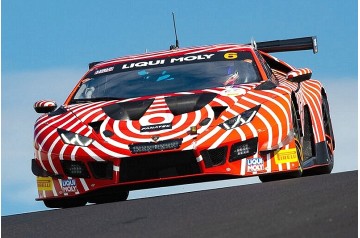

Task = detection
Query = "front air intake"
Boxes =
[61,160,90,178]
[201,147,227,168]
[229,138,258,162]
[120,151,200,182]
[88,161,113,179]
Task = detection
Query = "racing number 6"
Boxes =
[224,52,238,60]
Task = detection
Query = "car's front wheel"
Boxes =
[259,101,303,182]
[88,190,129,204]
[43,197,87,208]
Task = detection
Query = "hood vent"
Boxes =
[211,106,228,119]
[88,121,104,133]
[255,81,277,90]
[102,99,154,120]
[165,93,217,116]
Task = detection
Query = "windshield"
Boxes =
[72,51,261,102]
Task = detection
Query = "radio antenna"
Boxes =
[170,12,179,50]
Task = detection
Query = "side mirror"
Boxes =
[34,100,57,113]
[286,68,312,83]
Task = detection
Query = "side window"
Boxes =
[255,50,273,79]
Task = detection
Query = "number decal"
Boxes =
[224,52,238,60]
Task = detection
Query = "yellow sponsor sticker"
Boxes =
[275,148,298,164]
[37,177,53,191]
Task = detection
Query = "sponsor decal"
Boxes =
[37,177,53,191]
[140,123,172,132]
[121,54,215,70]
[61,179,78,193]
[94,66,114,75]
[123,59,166,69]
[246,158,265,172]
[169,54,214,63]
[88,52,257,78]
[275,148,298,164]
[223,87,247,96]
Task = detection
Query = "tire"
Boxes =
[89,190,129,204]
[44,197,87,208]
[259,101,303,182]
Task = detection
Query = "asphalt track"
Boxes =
[2,171,357,238]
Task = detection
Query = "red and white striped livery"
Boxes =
[32,36,335,208]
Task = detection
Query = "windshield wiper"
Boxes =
[70,97,124,104]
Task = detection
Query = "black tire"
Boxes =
[259,101,303,182]
[89,190,129,204]
[44,197,87,208]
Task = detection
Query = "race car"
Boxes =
[32,36,335,208]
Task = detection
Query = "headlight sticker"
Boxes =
[58,129,93,147]
[219,105,260,130]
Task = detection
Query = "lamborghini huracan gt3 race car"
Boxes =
[33,36,335,208]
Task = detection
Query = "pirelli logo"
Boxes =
[37,177,53,191]
[275,148,298,164]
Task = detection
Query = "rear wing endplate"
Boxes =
[254,36,318,54]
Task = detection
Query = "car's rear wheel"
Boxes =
[43,197,87,208]
[259,101,303,182]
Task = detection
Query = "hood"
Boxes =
[67,86,256,125]
[34,82,287,156]
[42,83,282,147]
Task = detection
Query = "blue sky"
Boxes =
[2,0,358,215]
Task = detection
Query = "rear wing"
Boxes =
[253,36,318,54]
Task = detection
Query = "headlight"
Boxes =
[219,105,260,130]
[58,129,93,147]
